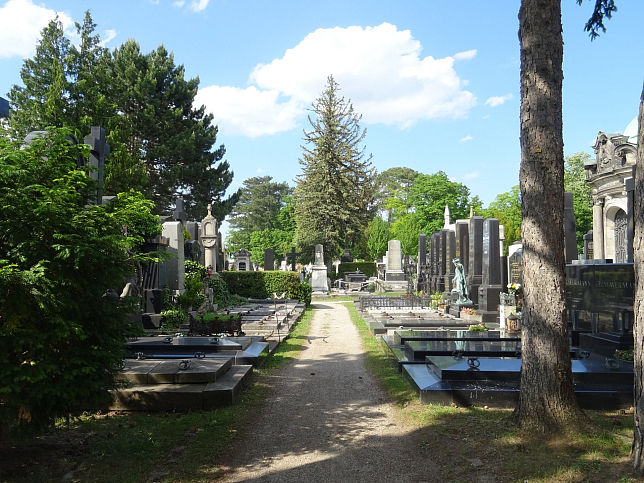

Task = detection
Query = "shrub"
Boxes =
[160,309,188,332]
[0,129,160,434]
[219,271,311,305]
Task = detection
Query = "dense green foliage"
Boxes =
[227,177,295,265]
[7,12,239,220]
[366,216,390,260]
[294,76,376,263]
[0,129,160,433]
[484,185,522,254]
[375,167,419,223]
[408,171,471,234]
[564,152,593,251]
[219,271,311,305]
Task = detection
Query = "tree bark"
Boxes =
[514,0,587,432]
[631,82,644,471]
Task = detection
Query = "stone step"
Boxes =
[109,365,253,411]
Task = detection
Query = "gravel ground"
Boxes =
[213,302,441,482]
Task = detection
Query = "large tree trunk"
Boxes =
[514,0,587,432]
[632,82,644,471]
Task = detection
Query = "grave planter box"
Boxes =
[460,312,483,324]
[190,313,243,336]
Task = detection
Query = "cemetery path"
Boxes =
[213,302,441,482]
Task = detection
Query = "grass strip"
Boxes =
[1,308,314,483]
[343,301,638,482]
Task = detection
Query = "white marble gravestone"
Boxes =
[385,240,404,281]
[311,244,329,293]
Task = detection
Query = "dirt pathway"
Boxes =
[213,302,440,482]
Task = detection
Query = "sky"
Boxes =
[0,0,642,220]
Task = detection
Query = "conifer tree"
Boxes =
[294,76,376,262]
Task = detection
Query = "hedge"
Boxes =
[219,271,312,305]
[338,262,377,278]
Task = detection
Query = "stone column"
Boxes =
[311,244,329,293]
[592,198,605,260]
[467,216,484,305]
[443,230,456,292]
[477,218,502,322]
[162,221,185,292]
[200,204,218,272]
[455,221,469,272]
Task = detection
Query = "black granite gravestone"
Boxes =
[444,230,456,292]
[264,248,275,270]
[467,216,484,305]
[478,218,502,322]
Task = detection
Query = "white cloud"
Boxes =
[463,171,480,180]
[256,167,264,173]
[485,93,513,107]
[190,0,209,12]
[195,85,304,137]
[459,135,473,143]
[198,22,477,137]
[0,0,73,58]
[99,29,117,47]
[172,0,185,6]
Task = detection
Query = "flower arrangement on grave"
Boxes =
[614,349,634,361]
[461,307,477,315]
[507,282,521,295]
[468,323,488,331]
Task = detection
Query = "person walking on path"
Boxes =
[213,302,439,482]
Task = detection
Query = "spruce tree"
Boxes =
[294,76,376,262]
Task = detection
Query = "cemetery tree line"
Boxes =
[7,11,240,221]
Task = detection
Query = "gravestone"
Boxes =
[264,248,275,270]
[233,249,252,271]
[286,246,301,271]
[200,204,217,272]
[311,244,329,293]
[564,192,578,263]
[341,247,353,263]
[583,230,594,260]
[437,231,447,292]
[417,233,427,292]
[508,246,523,286]
[84,126,110,205]
[477,218,502,322]
[172,195,188,225]
[443,230,456,292]
[162,221,185,292]
[467,216,484,305]
[455,221,469,273]
[385,240,405,281]
[141,235,170,323]
[430,232,440,293]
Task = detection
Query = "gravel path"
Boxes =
[214,302,441,482]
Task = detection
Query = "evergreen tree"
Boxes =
[564,152,593,251]
[8,12,239,220]
[8,16,70,136]
[294,76,376,262]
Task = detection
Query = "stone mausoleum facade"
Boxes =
[585,125,638,263]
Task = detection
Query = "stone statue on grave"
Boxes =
[451,258,471,305]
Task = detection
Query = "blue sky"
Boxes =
[0,0,642,214]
